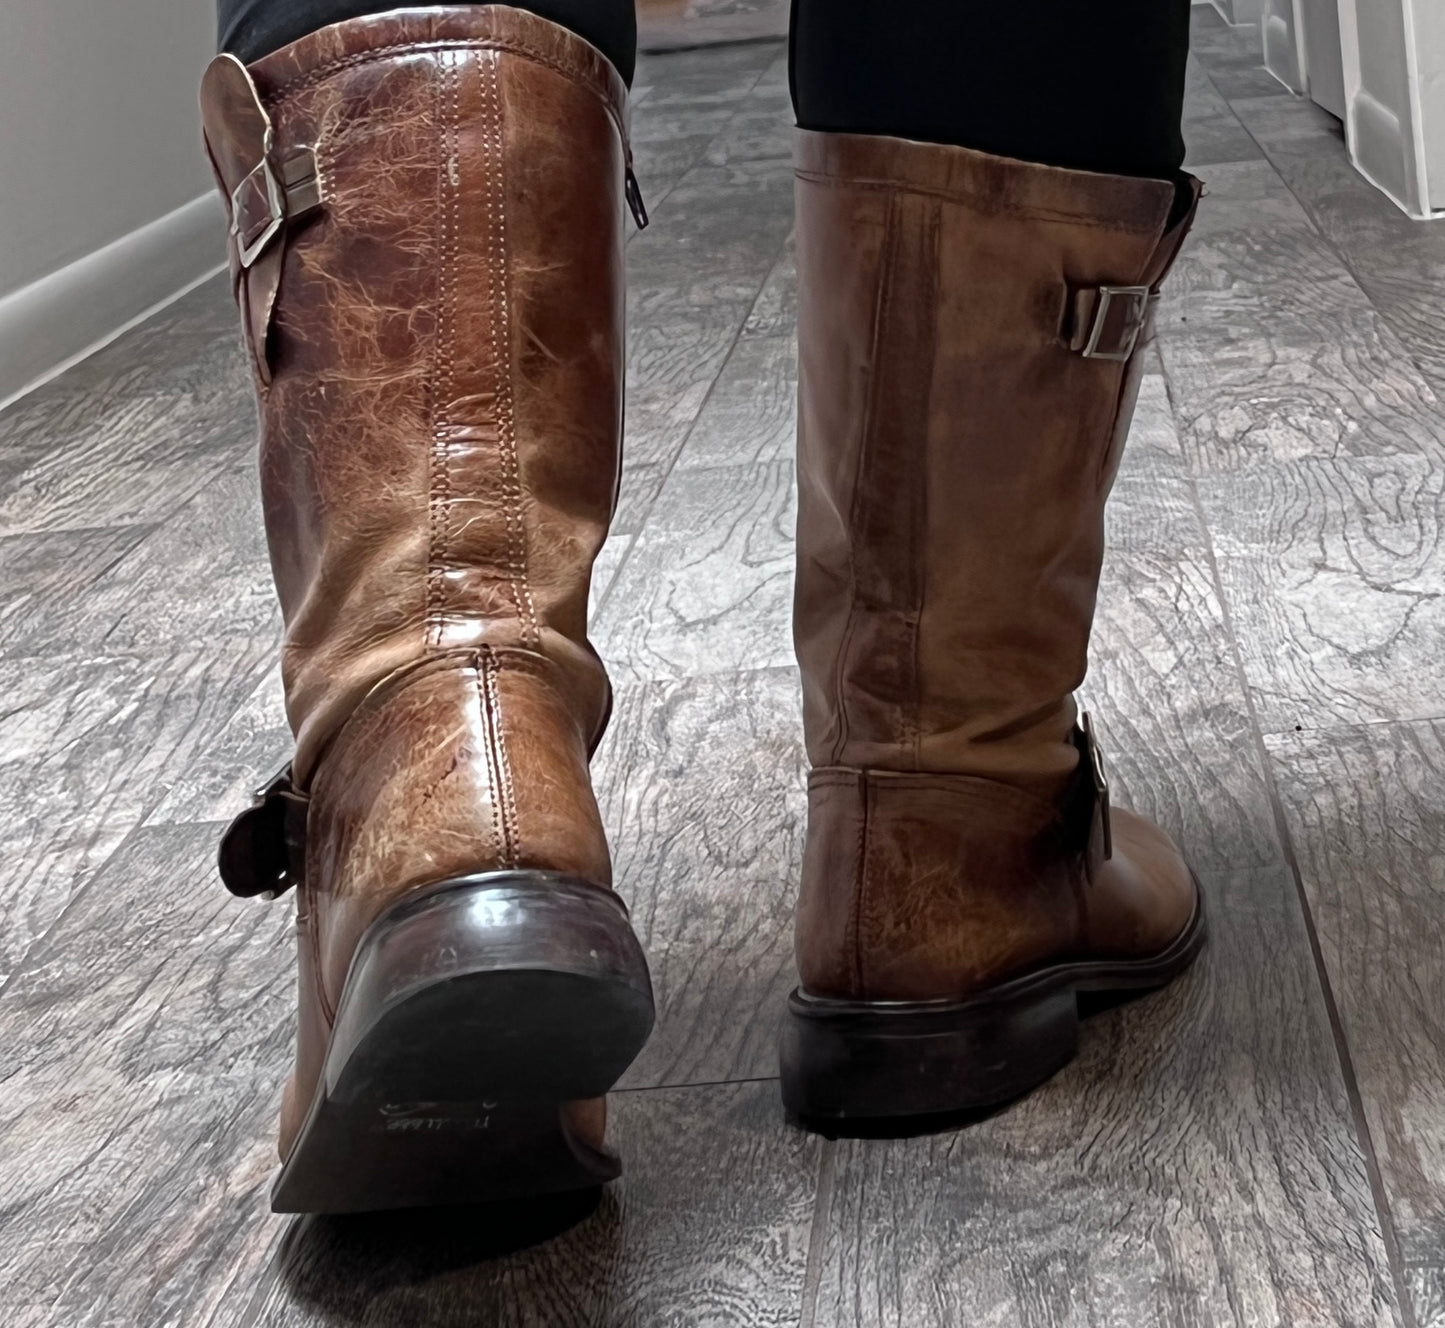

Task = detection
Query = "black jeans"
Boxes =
[217,0,1190,182]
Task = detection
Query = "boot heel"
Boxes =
[779,980,1081,1128]
[273,872,653,1213]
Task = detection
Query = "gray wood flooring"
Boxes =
[3,6,1444,1325]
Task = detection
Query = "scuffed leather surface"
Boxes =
[305,649,613,1018]
[199,8,630,1153]
[796,770,1196,1001]
[791,130,1200,1003]
[237,6,627,782]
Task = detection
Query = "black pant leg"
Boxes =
[217,0,638,82]
[789,0,1191,182]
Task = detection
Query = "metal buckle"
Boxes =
[1080,284,1151,362]
[230,143,286,271]
[1079,712,1113,861]
[217,764,308,900]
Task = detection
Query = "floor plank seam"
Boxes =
[1197,53,1445,405]
[1175,400,1420,1327]
[797,1140,837,1328]
[621,229,793,541]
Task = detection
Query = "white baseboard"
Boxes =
[0,192,227,411]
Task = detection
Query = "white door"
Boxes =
[1261,0,1305,92]
[1299,0,1345,118]
[1338,0,1445,217]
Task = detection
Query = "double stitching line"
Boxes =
[474,648,520,869]
[480,51,540,648]
[426,50,460,647]
[269,38,628,150]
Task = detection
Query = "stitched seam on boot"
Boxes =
[851,772,870,998]
[306,885,338,1026]
[267,39,628,148]
[793,172,1168,235]
[474,648,517,868]
[825,193,900,768]
[426,50,460,649]
[905,202,940,769]
[486,646,523,868]
[481,50,541,650]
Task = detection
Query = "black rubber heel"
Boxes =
[781,898,1207,1132]
[780,984,1081,1126]
[273,872,654,1214]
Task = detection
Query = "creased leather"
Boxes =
[200,7,630,1158]
[791,130,1202,1002]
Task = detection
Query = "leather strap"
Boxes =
[1067,285,1156,360]
[1073,714,1114,881]
[217,766,309,899]
[1063,175,1202,363]
[200,53,325,384]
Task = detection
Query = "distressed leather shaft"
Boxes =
[200,6,629,1153]
[791,130,1201,1003]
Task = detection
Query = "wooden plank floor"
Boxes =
[2,7,1444,1325]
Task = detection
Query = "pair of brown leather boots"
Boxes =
[201,6,1205,1214]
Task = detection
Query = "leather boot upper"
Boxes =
[791,129,1201,1003]
[199,6,632,1151]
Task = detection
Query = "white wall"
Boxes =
[0,0,225,402]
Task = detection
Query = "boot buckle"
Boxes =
[1078,713,1114,862]
[1078,285,1153,362]
[231,140,323,270]
[217,765,309,900]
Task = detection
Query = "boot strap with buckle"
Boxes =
[1065,284,1157,361]
[218,765,309,900]
[200,53,325,383]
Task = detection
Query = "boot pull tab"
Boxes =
[217,765,309,900]
[625,155,650,230]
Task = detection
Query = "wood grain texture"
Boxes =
[1181,54,1263,170]
[1196,455,1445,732]
[0,18,1432,1326]
[143,664,289,828]
[0,458,278,659]
[637,0,789,52]
[811,866,1401,1328]
[0,643,273,979]
[742,237,797,341]
[0,279,252,535]
[1158,160,1445,475]
[245,1081,818,1328]
[679,333,796,469]
[591,460,795,684]
[1266,720,1445,1326]
[0,524,154,656]
[1088,473,1287,874]
[0,823,291,1328]
[1187,5,1289,101]
[0,824,822,1328]
[623,306,755,472]
[594,667,805,1088]
[1227,91,1445,401]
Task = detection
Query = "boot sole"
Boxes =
[780,885,1206,1133]
[272,872,654,1214]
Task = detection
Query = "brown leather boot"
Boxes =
[200,6,654,1212]
[782,131,1206,1126]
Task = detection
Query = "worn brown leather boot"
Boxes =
[200,6,654,1212]
[782,131,1206,1127]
